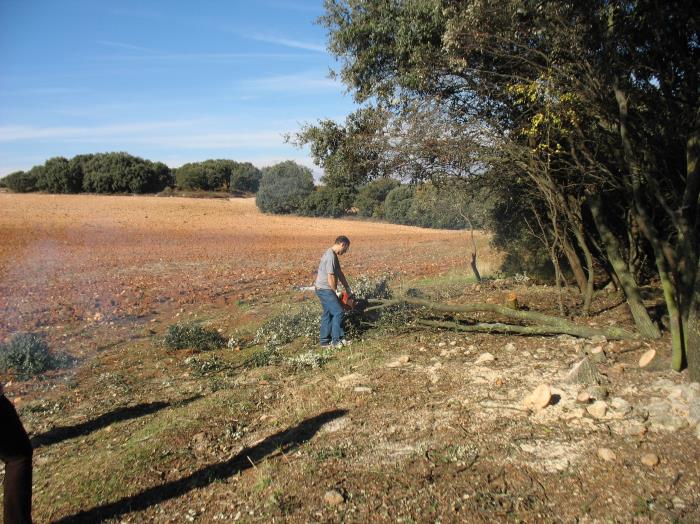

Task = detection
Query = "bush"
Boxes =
[2,169,40,193]
[354,178,400,217]
[383,184,416,224]
[0,333,60,379]
[299,185,355,217]
[405,184,470,229]
[36,157,83,193]
[255,161,315,213]
[163,323,227,352]
[82,152,172,193]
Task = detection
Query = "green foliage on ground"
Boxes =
[247,275,393,369]
[163,323,227,352]
[255,161,315,214]
[0,333,62,380]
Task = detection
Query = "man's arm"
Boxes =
[327,273,338,291]
[338,271,351,294]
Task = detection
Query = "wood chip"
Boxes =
[639,349,656,368]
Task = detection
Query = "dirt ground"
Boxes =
[1,194,699,523]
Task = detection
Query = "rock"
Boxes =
[438,342,447,347]
[610,397,632,416]
[504,342,516,352]
[590,335,607,345]
[597,448,616,461]
[353,386,372,394]
[696,423,700,440]
[639,349,656,368]
[688,403,700,426]
[386,356,410,368]
[337,373,364,387]
[565,358,601,385]
[475,352,495,365]
[641,453,660,467]
[398,355,411,364]
[611,420,647,437]
[323,489,345,506]
[587,400,608,419]
[523,384,552,411]
[649,413,688,433]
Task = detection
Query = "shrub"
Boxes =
[299,185,355,217]
[354,178,400,217]
[383,184,416,224]
[0,333,60,379]
[255,161,315,214]
[163,323,227,352]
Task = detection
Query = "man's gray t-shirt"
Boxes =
[315,248,340,290]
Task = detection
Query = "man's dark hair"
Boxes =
[335,235,350,246]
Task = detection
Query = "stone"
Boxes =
[640,453,660,467]
[324,489,345,506]
[688,403,700,426]
[398,355,411,364]
[337,373,364,387]
[587,400,608,419]
[590,335,607,345]
[353,386,372,394]
[611,420,647,437]
[696,424,700,440]
[523,384,552,411]
[648,413,688,433]
[639,349,656,368]
[475,352,495,364]
[504,342,516,352]
[610,397,632,415]
[597,448,616,461]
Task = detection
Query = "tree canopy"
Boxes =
[303,0,699,378]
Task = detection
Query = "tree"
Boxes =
[230,162,262,193]
[255,161,315,214]
[37,157,83,193]
[319,0,699,376]
[354,178,400,217]
[1,170,39,193]
[82,152,172,193]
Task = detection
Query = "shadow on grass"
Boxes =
[52,409,348,523]
[31,396,202,449]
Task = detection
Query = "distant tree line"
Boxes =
[0,153,262,195]
[255,161,488,230]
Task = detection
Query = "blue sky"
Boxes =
[0,0,356,177]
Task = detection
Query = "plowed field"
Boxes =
[0,194,493,350]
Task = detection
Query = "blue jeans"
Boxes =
[316,289,345,345]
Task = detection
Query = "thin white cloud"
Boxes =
[241,72,341,93]
[1,87,90,96]
[249,33,326,53]
[101,52,309,63]
[96,40,160,54]
[0,120,205,142]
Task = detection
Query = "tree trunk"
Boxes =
[561,233,588,296]
[589,195,660,339]
[686,261,700,381]
[367,297,639,340]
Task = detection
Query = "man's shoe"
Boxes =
[320,342,332,348]
[333,339,351,348]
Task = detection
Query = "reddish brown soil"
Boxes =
[0,194,492,353]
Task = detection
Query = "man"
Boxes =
[315,236,352,347]
[0,382,33,523]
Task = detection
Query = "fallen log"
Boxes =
[367,297,638,340]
